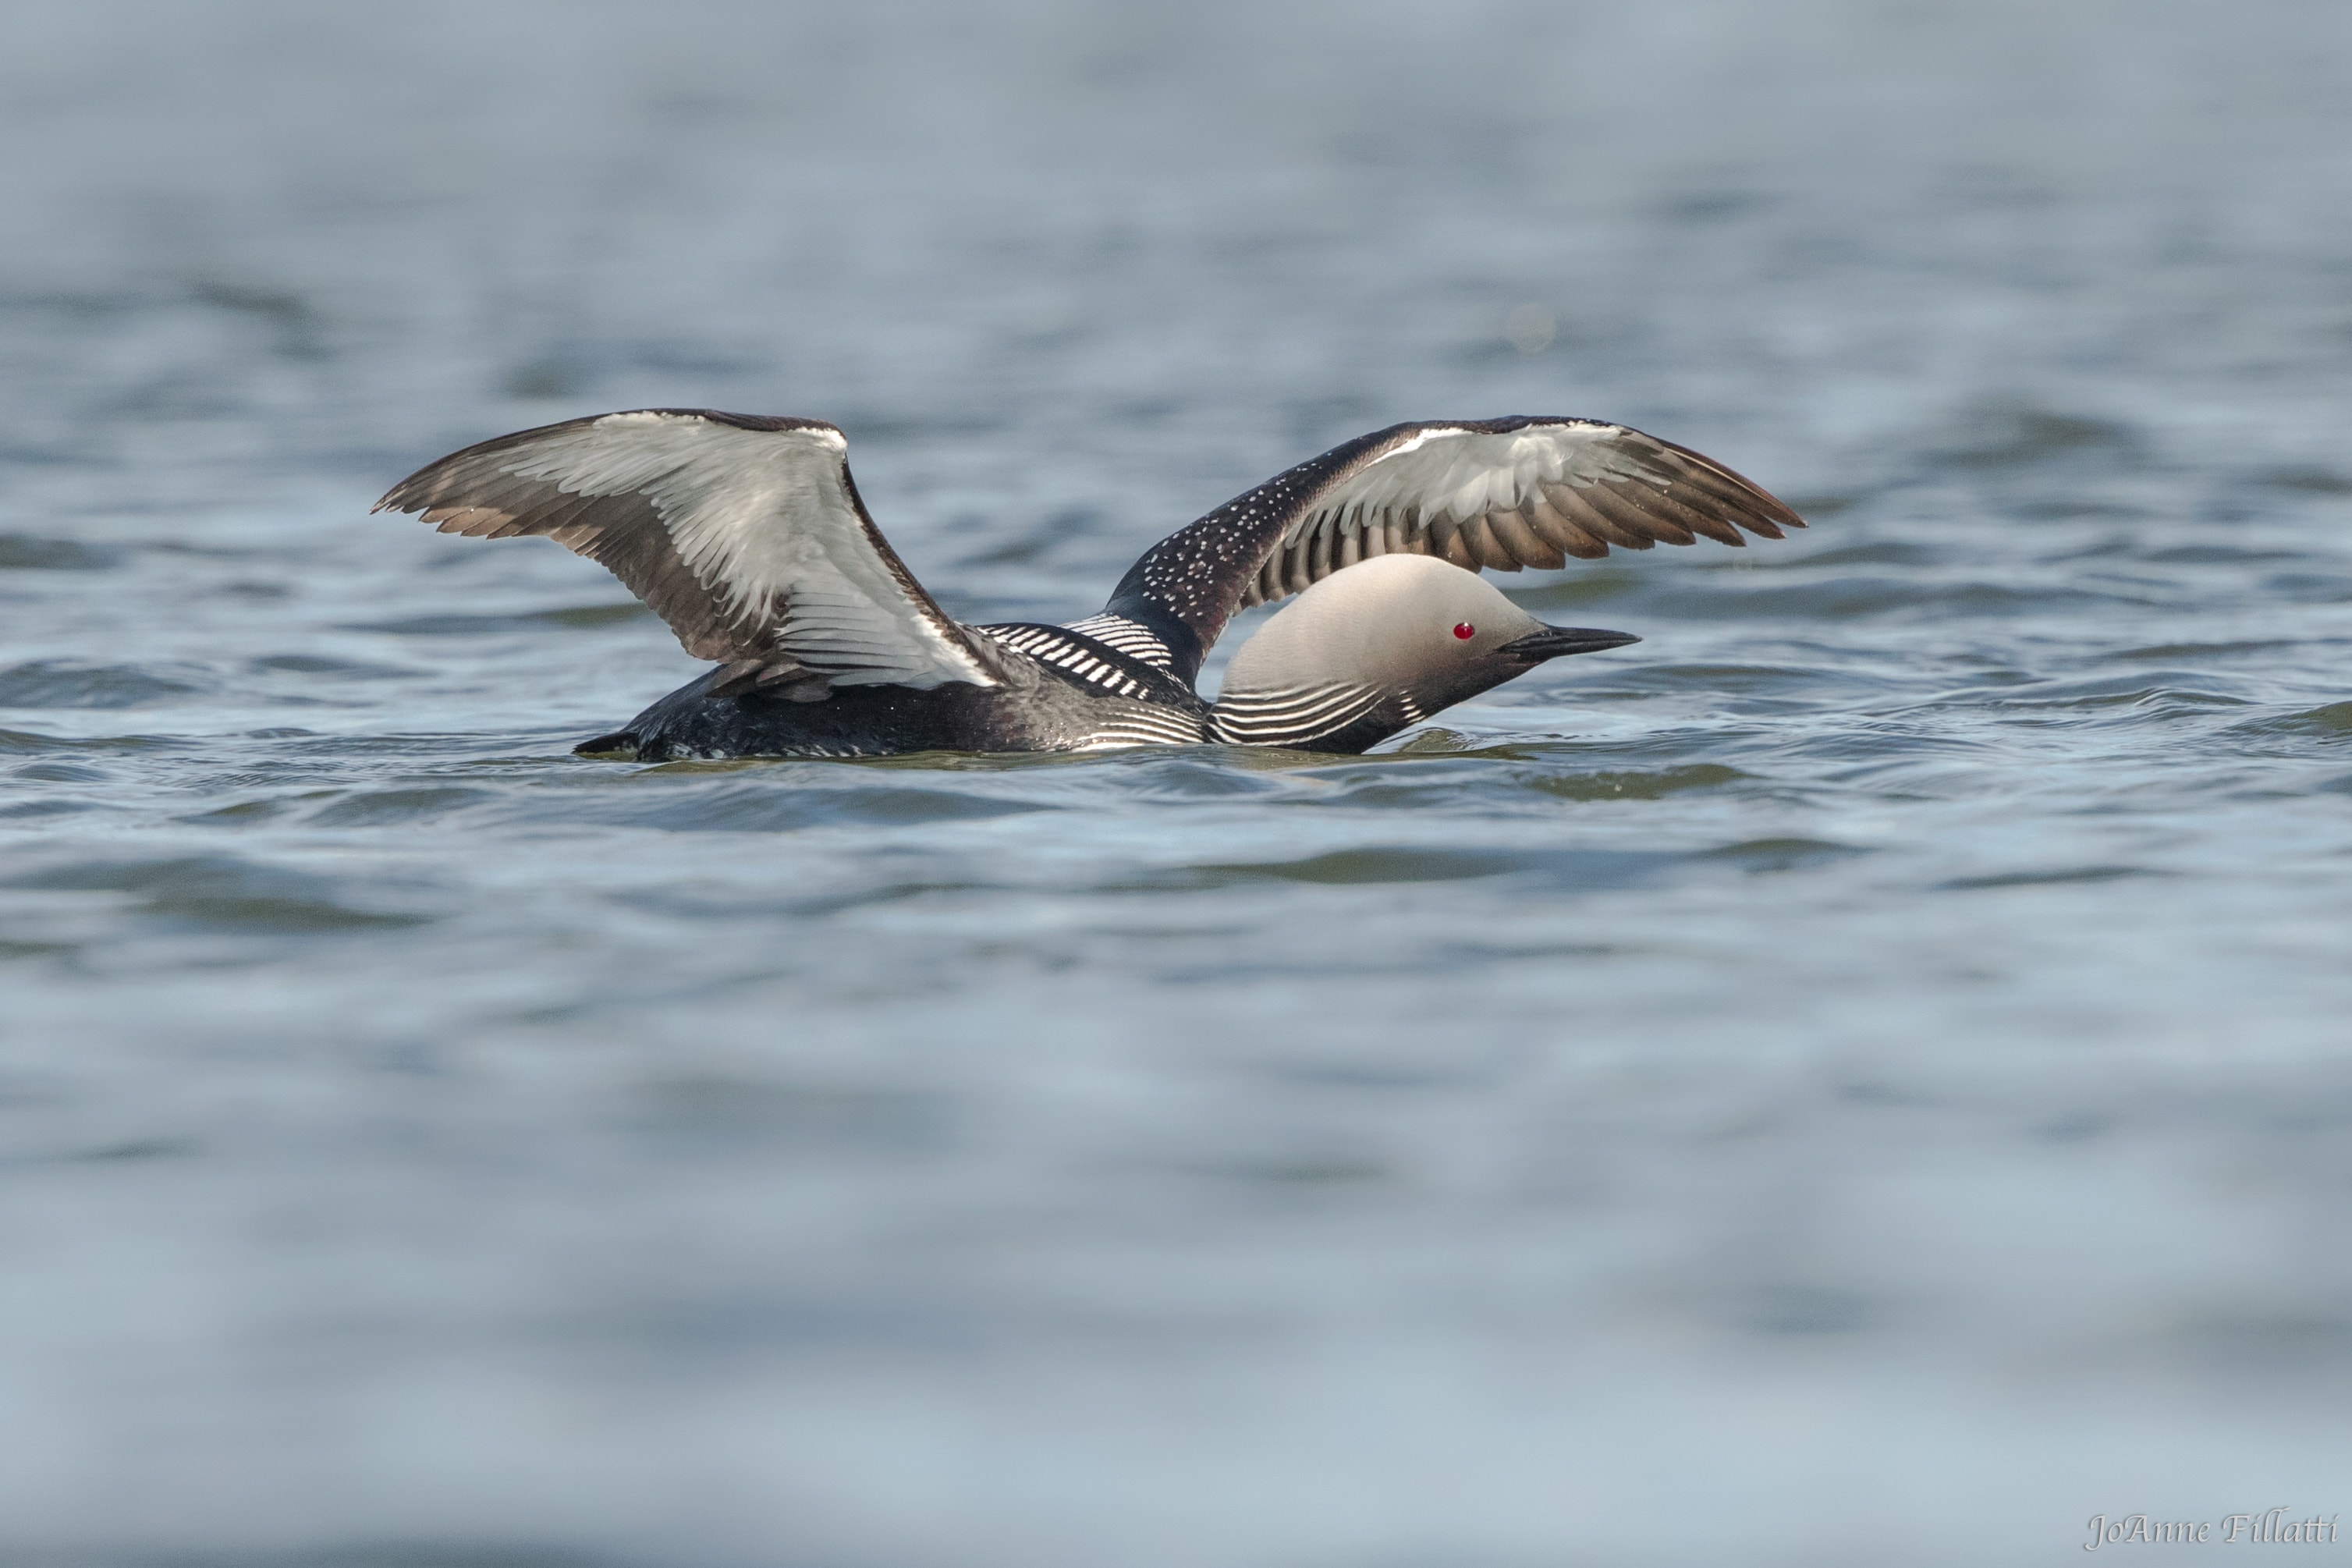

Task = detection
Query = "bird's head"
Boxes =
[1211,553,1637,749]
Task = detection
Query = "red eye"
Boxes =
[1453,623,1476,640]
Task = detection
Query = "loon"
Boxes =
[374,410,1803,758]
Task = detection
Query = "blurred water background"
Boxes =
[3,2,2350,1563]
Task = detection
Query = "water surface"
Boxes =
[3,3,2350,1565]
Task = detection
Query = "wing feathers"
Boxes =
[1105,417,1803,679]
[1487,507,1565,570]
[1570,487,1664,551]
[1524,494,1610,559]
[376,409,1000,689]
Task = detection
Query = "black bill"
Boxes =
[1495,625,1642,662]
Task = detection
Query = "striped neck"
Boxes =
[1209,683,1424,749]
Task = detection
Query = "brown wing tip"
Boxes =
[371,477,435,516]
[1649,435,1807,532]
[417,505,520,536]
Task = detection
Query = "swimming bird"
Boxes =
[374,410,1803,759]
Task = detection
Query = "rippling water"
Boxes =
[5,2,2352,1565]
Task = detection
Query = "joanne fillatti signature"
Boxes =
[2087,1510,2340,1549]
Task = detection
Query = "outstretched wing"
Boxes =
[374,409,1002,690]
[1103,417,1804,683]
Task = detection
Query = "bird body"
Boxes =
[587,622,1212,760]
[374,410,1803,759]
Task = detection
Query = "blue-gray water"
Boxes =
[4,3,2350,1564]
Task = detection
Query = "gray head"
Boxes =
[1210,554,1637,750]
